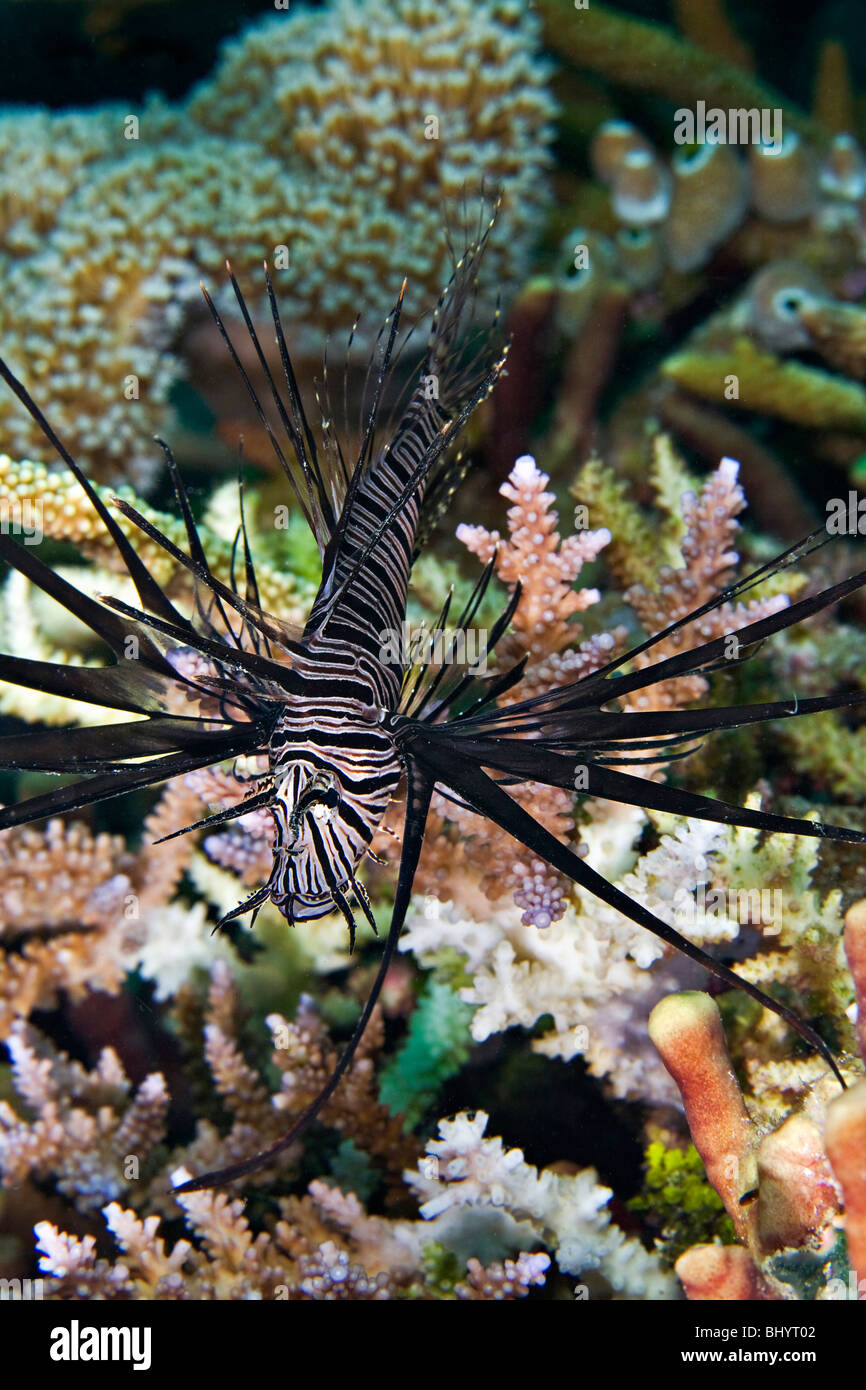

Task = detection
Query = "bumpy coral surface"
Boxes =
[0,0,555,483]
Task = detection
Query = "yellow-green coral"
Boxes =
[573,439,698,590]
[628,1141,735,1264]
[662,337,866,433]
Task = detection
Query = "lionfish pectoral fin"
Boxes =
[585,763,866,846]
[174,765,434,1192]
[562,527,836,705]
[0,732,264,833]
[0,651,168,717]
[570,558,866,714]
[405,733,846,1088]
[443,734,866,847]
[0,530,176,676]
[213,884,273,935]
[0,351,190,632]
[153,785,276,845]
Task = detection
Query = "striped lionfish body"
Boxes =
[1,220,866,1192]
[264,335,452,925]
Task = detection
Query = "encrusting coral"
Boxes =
[0,0,555,483]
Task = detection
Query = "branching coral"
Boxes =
[10,970,678,1301]
[0,1023,168,1211]
[30,1104,671,1300]
[409,447,793,1005]
[423,453,616,929]
[537,1,823,144]
[408,1110,675,1297]
[0,818,143,1037]
[0,426,861,1302]
[404,765,857,1102]
[34,1165,549,1300]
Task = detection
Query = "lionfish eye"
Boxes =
[309,786,340,822]
[291,776,340,828]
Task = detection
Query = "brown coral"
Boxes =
[652,987,866,1301]
[0,818,143,1037]
[0,1022,168,1211]
[0,1,554,482]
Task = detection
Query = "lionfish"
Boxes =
[0,226,864,1193]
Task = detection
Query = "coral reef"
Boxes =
[2,0,866,1307]
[4,381,861,1301]
[4,966,674,1300]
[1,437,863,1300]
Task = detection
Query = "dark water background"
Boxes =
[0,0,863,109]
